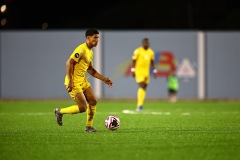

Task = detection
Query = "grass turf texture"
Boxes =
[0,100,240,160]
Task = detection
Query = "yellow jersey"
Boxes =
[64,43,93,85]
[132,47,155,76]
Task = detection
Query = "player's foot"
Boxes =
[84,126,99,132]
[136,106,143,112]
[54,108,63,126]
[169,96,177,103]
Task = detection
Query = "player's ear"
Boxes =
[86,35,90,40]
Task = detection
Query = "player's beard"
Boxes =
[93,41,98,47]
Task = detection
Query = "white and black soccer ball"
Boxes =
[105,115,120,130]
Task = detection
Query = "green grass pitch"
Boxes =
[0,100,240,160]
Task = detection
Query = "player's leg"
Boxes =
[168,89,177,103]
[83,86,99,132]
[168,88,172,102]
[54,85,87,126]
[174,90,178,102]
[54,92,88,126]
[171,91,178,103]
[136,76,148,111]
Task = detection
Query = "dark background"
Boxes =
[1,0,240,30]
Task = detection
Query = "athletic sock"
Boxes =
[86,105,96,126]
[60,105,80,114]
[137,88,146,107]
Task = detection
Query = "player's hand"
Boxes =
[66,80,74,92]
[153,69,158,79]
[103,77,113,87]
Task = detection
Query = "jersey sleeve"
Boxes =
[70,47,84,62]
[132,48,139,60]
[151,49,155,60]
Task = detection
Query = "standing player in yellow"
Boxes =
[54,29,113,132]
[131,38,157,111]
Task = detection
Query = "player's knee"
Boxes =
[78,105,87,113]
[139,83,147,90]
[142,87,147,90]
[88,99,97,106]
[140,86,147,90]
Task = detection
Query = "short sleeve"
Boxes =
[132,48,139,60]
[151,49,155,60]
[70,47,84,62]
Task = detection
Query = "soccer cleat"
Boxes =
[84,126,99,132]
[54,108,63,126]
[136,106,143,112]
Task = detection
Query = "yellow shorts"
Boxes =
[66,81,91,99]
[135,75,150,84]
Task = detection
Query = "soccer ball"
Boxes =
[105,115,120,130]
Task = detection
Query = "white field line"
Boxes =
[0,111,192,116]
[0,112,119,116]
[0,112,53,116]
[181,112,191,116]
[122,110,172,115]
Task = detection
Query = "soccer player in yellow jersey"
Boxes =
[54,29,113,132]
[131,38,157,111]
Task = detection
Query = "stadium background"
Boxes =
[1,30,240,100]
[1,0,240,100]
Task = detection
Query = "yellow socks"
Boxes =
[59,104,96,126]
[137,88,146,107]
[86,105,96,126]
[60,105,79,114]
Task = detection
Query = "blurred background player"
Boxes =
[131,38,157,111]
[167,73,179,103]
[54,29,113,132]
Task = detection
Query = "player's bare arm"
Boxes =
[87,63,113,87]
[131,60,136,77]
[66,58,77,92]
[151,60,157,79]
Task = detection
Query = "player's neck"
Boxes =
[86,42,92,49]
[143,47,148,50]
